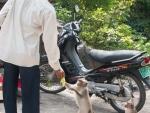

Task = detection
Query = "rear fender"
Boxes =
[131,70,150,89]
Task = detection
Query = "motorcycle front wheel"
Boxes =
[39,64,65,94]
[109,74,146,113]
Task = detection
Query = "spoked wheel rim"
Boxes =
[40,64,64,92]
[111,75,142,110]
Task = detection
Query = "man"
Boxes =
[0,0,64,113]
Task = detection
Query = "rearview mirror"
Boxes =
[75,5,80,13]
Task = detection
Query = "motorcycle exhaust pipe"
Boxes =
[88,82,132,102]
[104,87,131,102]
[88,81,121,93]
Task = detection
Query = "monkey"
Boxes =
[65,78,94,113]
[125,98,137,113]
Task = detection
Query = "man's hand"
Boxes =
[54,69,65,79]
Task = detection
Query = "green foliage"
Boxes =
[54,0,150,54]
[55,3,72,22]
[128,0,150,39]
[81,0,137,50]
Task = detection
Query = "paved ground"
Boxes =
[0,89,150,113]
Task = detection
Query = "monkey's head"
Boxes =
[125,102,134,109]
[77,78,88,87]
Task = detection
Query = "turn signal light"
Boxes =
[141,57,150,66]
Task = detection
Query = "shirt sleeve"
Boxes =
[41,7,62,70]
[0,0,12,26]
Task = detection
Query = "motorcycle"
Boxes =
[39,5,150,113]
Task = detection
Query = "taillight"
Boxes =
[141,57,150,66]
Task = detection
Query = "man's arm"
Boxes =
[65,83,83,97]
[41,7,62,71]
[0,0,12,26]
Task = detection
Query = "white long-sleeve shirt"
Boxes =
[0,0,62,70]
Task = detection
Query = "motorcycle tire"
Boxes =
[40,84,66,94]
[39,63,65,94]
[109,74,146,113]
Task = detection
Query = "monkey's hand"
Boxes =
[65,83,83,97]
[65,83,76,91]
[65,82,73,90]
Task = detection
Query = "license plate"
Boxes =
[139,66,150,78]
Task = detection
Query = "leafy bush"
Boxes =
[55,3,72,23]
[80,0,137,50]
[55,0,150,54]
[128,0,150,39]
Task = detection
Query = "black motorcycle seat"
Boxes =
[88,49,141,64]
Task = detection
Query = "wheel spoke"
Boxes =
[110,75,143,111]
[39,64,64,92]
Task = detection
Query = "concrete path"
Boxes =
[0,90,149,113]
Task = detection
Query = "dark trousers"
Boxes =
[3,62,40,113]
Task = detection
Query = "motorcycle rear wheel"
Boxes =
[109,74,146,113]
[39,64,65,94]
